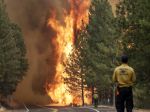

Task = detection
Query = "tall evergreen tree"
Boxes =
[0,0,28,98]
[86,0,116,103]
[116,0,150,108]
[64,0,117,105]
[64,29,88,106]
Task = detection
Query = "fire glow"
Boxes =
[46,0,91,105]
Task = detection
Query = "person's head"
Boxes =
[121,55,128,63]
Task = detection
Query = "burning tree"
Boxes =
[64,2,116,102]
[64,29,89,106]
[46,0,91,105]
[0,0,27,100]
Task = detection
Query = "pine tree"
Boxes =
[0,0,28,98]
[64,29,88,106]
[86,0,116,103]
[64,0,117,105]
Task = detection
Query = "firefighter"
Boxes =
[93,92,98,108]
[112,55,136,112]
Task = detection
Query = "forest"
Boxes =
[65,0,150,108]
[0,0,150,109]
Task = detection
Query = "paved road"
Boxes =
[2,105,150,112]
[57,107,100,112]
[2,105,116,112]
[2,106,150,112]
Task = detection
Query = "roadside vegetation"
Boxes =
[0,0,28,107]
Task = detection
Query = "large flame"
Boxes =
[46,0,90,105]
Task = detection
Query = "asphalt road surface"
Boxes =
[6,105,116,112]
[2,105,150,112]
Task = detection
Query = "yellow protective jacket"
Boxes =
[93,93,98,99]
[113,64,136,87]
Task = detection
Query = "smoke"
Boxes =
[4,0,73,104]
[4,0,91,105]
[4,0,116,105]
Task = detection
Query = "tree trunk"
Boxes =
[81,75,84,106]
[91,86,94,104]
[113,85,115,107]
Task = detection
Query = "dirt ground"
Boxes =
[135,109,150,112]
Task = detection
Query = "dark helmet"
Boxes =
[121,55,128,63]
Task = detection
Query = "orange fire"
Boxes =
[46,0,91,105]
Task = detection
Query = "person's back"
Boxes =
[113,64,136,88]
[112,55,136,112]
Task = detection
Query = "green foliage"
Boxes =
[65,0,117,105]
[116,0,150,108]
[86,0,116,94]
[0,0,28,97]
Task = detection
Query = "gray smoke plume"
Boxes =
[4,0,72,105]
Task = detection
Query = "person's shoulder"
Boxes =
[114,66,121,71]
[128,65,134,71]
